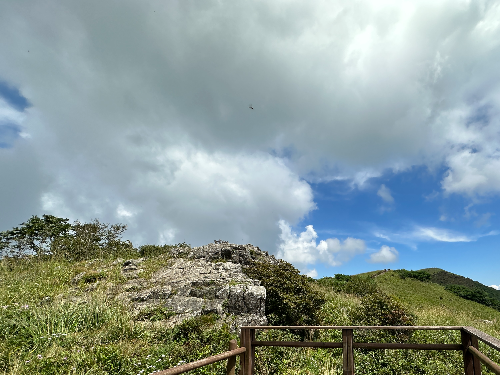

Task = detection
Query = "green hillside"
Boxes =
[2,215,500,375]
[421,267,500,302]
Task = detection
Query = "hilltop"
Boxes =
[1,238,500,374]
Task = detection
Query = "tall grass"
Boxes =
[2,256,500,375]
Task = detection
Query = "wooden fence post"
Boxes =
[248,328,255,375]
[226,339,237,375]
[342,329,354,375]
[462,329,482,375]
[471,334,482,375]
[240,328,247,375]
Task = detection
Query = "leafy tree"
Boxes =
[1,215,134,261]
[0,215,71,257]
[52,219,133,261]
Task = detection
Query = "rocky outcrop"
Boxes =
[114,242,275,332]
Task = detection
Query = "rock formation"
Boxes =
[114,242,279,332]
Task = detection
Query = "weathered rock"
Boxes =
[121,258,144,278]
[115,247,270,332]
[169,242,280,266]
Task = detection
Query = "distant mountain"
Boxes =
[420,268,500,303]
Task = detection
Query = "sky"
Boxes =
[1,0,500,288]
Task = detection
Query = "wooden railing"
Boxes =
[241,326,500,375]
[156,326,500,375]
[153,339,245,375]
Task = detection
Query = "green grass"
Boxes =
[2,255,500,375]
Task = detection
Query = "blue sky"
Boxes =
[1,0,499,288]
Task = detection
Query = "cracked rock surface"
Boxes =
[114,242,274,332]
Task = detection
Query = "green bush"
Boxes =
[354,292,416,342]
[317,274,378,297]
[242,260,325,327]
[397,269,431,282]
[136,306,176,322]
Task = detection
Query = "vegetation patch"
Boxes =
[445,284,500,311]
[242,260,325,326]
[135,306,176,322]
[396,269,431,282]
[317,274,378,297]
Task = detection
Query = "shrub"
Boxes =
[317,274,378,297]
[354,292,417,342]
[397,269,431,282]
[136,306,176,322]
[81,271,107,284]
[139,244,173,258]
[242,260,325,327]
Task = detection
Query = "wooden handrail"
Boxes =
[155,326,500,375]
[242,325,464,330]
[154,342,245,375]
[239,326,500,375]
[468,346,500,375]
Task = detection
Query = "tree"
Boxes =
[0,215,71,257]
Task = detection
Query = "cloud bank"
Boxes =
[277,220,366,274]
[1,0,500,261]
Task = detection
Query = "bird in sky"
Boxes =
[249,104,254,109]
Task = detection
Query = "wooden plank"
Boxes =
[353,343,462,350]
[226,339,237,375]
[468,346,500,375]
[252,341,343,348]
[252,341,461,350]
[154,347,246,375]
[342,329,354,375]
[242,325,463,330]
[463,326,500,352]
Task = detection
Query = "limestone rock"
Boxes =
[113,244,272,332]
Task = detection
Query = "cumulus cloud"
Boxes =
[1,0,500,250]
[40,147,316,249]
[368,245,399,264]
[490,285,500,290]
[277,220,366,270]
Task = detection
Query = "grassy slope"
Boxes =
[0,256,235,375]
[3,257,500,375]
[421,267,500,302]
[375,270,500,333]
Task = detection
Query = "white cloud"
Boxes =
[377,184,395,204]
[368,245,399,264]
[116,204,134,219]
[1,0,500,249]
[413,227,473,242]
[373,225,499,248]
[490,285,500,290]
[306,269,318,278]
[277,221,366,270]
[40,147,315,250]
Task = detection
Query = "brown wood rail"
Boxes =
[154,339,245,375]
[239,326,500,375]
